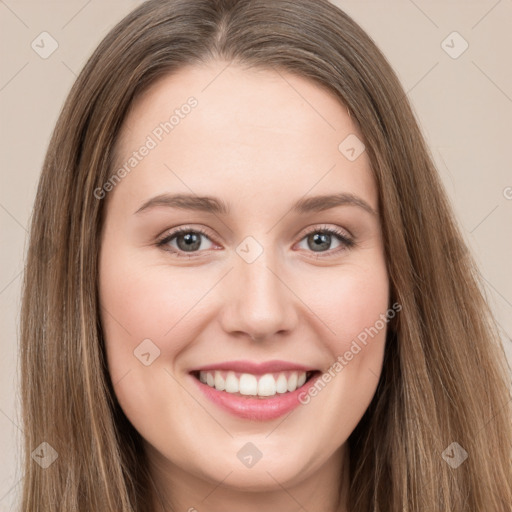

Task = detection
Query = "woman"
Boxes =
[19,0,512,510]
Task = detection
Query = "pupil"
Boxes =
[178,232,201,251]
[310,232,330,251]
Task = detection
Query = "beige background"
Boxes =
[1,1,511,510]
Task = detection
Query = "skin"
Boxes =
[98,60,389,512]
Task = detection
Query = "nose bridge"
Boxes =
[222,239,297,339]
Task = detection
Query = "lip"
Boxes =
[189,359,318,375]
[189,367,322,421]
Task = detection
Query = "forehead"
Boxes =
[110,61,376,214]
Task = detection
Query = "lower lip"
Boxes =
[190,372,321,421]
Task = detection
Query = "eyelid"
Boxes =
[156,225,219,254]
[295,223,353,241]
[156,223,356,258]
[294,224,356,258]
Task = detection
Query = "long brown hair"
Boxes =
[19,0,512,510]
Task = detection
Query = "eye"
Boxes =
[295,225,355,257]
[156,227,216,258]
[156,224,355,259]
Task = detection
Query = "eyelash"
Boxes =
[156,225,356,259]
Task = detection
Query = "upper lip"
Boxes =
[190,359,318,375]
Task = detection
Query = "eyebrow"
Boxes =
[134,192,377,216]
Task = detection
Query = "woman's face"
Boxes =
[99,61,389,504]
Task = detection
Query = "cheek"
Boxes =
[299,257,390,355]
[334,273,389,353]
[293,259,389,429]
[99,247,209,360]
[98,248,210,444]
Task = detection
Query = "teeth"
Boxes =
[239,374,258,395]
[225,371,239,393]
[287,372,298,392]
[214,371,225,391]
[258,374,276,396]
[276,373,288,393]
[198,370,309,397]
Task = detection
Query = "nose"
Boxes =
[219,250,299,342]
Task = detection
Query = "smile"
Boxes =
[195,370,312,397]
[189,360,322,420]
